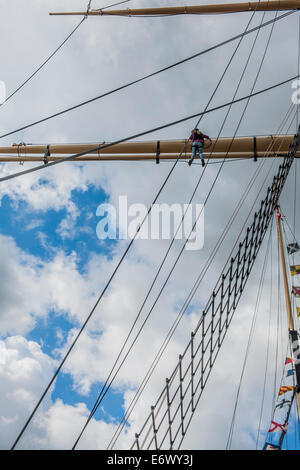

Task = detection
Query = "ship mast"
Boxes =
[0,135,299,164]
[275,206,300,423]
[49,0,300,16]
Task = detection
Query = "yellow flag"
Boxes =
[279,386,295,396]
[297,307,300,317]
[290,265,300,276]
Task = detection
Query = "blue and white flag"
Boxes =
[275,399,292,410]
[286,369,295,378]
[287,243,300,255]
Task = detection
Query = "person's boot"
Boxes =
[201,159,205,167]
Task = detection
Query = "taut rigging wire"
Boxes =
[0,15,87,108]
[226,218,273,449]
[72,9,283,448]
[0,10,295,141]
[224,106,298,449]
[10,4,263,449]
[0,1,132,109]
[9,6,299,452]
[1,73,300,186]
[107,104,295,450]
[255,225,274,449]
[120,106,294,452]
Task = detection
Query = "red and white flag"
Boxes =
[269,421,288,434]
[292,286,300,297]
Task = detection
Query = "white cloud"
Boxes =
[0,335,56,449]
[0,162,91,214]
[0,335,130,450]
[0,234,99,336]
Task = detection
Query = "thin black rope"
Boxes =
[73,7,279,448]
[107,108,293,450]
[271,237,281,420]
[8,7,296,450]
[297,11,300,130]
[211,107,297,297]
[77,23,300,450]
[255,224,273,449]
[0,18,86,108]
[94,0,131,12]
[266,341,290,447]
[149,110,298,452]
[107,158,274,449]
[10,6,256,448]
[0,10,294,141]
[1,74,299,186]
[283,208,298,242]
[9,151,180,450]
[10,7,261,449]
[132,112,299,452]
[0,0,130,109]
[71,10,260,443]
[226,220,273,449]
[282,207,300,332]
[282,222,300,330]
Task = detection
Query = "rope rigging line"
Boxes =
[0,10,295,141]
[173,111,298,452]
[176,16,297,332]
[209,108,297,296]
[225,218,273,450]
[9,149,178,450]
[283,211,299,243]
[11,5,267,448]
[278,263,287,379]
[1,73,300,185]
[281,221,300,332]
[71,7,276,447]
[11,6,260,448]
[290,341,298,450]
[13,35,298,452]
[93,1,131,12]
[266,340,288,447]
[109,102,298,452]
[10,89,298,453]
[204,7,277,171]
[0,17,87,109]
[259,228,285,449]
[107,70,299,454]
[281,208,300,331]
[254,202,300,448]
[107,105,296,450]
[8,5,298,452]
[109,32,294,447]
[270,239,283,430]
[0,0,130,109]
[255,224,274,450]
[265,339,296,449]
[204,115,294,448]
[282,214,300,411]
[86,0,93,15]
[297,11,300,130]
[129,125,300,451]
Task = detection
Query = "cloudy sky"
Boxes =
[0,0,300,451]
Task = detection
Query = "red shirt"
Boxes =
[190,131,209,143]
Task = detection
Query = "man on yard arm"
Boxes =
[188,128,211,166]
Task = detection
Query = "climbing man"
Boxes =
[188,128,212,166]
